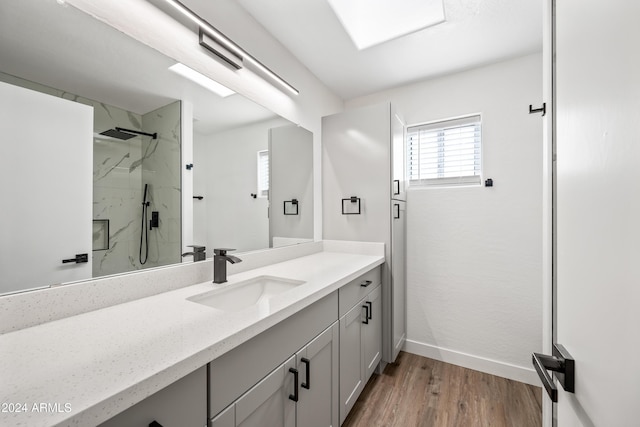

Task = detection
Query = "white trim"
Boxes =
[404,339,539,386]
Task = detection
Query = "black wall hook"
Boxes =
[529,103,546,116]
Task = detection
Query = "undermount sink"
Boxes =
[187,275,306,312]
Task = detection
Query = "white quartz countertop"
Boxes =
[0,249,383,427]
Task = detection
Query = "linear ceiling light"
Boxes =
[164,0,299,96]
[169,63,235,97]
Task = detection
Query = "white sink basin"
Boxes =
[188,275,306,312]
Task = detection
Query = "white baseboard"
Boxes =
[403,339,539,386]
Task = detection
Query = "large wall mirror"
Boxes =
[0,0,313,296]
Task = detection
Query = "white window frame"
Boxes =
[257,149,269,198]
[406,114,482,187]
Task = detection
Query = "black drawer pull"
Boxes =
[62,253,88,264]
[362,304,369,324]
[366,301,372,320]
[301,357,310,390]
[149,421,163,427]
[360,280,372,287]
[288,367,299,402]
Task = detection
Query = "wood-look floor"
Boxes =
[342,352,542,427]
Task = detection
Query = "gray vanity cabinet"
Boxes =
[363,285,382,381]
[235,355,297,427]
[210,323,339,427]
[98,366,207,427]
[295,322,340,427]
[339,301,366,424]
[339,280,382,425]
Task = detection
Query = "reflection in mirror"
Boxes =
[193,123,313,253]
[0,0,313,296]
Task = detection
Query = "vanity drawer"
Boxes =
[338,267,381,317]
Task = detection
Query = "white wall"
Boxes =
[347,53,543,384]
[193,117,289,253]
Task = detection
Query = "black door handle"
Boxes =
[394,203,400,219]
[288,367,299,402]
[366,301,372,320]
[532,343,575,402]
[393,179,400,195]
[62,253,88,264]
[362,304,369,324]
[301,357,310,390]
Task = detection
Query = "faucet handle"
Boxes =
[188,245,206,252]
[213,248,236,256]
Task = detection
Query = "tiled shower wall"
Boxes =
[140,102,182,270]
[0,72,181,277]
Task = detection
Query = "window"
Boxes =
[407,115,482,186]
[257,150,269,197]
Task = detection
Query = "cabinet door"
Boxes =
[363,285,382,381]
[391,200,407,362]
[98,366,207,427]
[210,404,234,427]
[339,303,365,425]
[296,322,339,427]
[235,356,296,427]
[391,106,406,201]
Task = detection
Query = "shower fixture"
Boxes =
[99,127,158,140]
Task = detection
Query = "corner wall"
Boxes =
[347,53,543,384]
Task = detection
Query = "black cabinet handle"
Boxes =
[301,357,310,390]
[393,179,400,195]
[149,421,163,427]
[394,203,400,219]
[288,367,299,402]
[366,301,373,320]
[362,304,369,324]
[360,280,372,287]
[62,253,88,264]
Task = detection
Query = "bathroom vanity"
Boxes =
[0,241,383,427]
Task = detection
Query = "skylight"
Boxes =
[326,0,445,50]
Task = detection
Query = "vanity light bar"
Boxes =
[163,0,300,96]
[169,63,235,97]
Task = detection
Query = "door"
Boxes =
[235,355,296,427]
[547,0,640,425]
[296,323,339,427]
[0,82,93,295]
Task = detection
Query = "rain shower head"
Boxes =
[98,127,158,140]
[99,128,137,140]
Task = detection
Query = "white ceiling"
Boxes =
[0,0,277,135]
[238,0,543,99]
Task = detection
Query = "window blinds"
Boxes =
[407,115,482,186]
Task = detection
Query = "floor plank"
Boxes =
[342,352,542,427]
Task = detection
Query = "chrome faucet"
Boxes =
[213,248,242,284]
